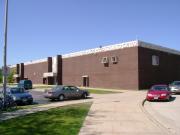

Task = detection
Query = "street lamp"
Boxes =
[3,0,9,108]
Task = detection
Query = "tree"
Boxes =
[7,69,15,83]
[0,68,2,83]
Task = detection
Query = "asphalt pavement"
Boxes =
[29,89,50,104]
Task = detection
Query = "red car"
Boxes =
[146,85,172,101]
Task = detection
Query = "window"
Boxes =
[101,57,109,64]
[69,86,78,91]
[111,56,118,64]
[63,86,70,91]
[152,55,159,66]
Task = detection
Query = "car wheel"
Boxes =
[59,95,64,101]
[82,93,87,99]
[28,100,33,105]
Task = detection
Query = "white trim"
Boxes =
[62,40,138,58]
[52,56,58,73]
[138,40,180,55]
[82,75,89,78]
[9,58,47,67]
[43,72,57,78]
[24,58,47,66]
[9,40,180,67]
[62,40,180,58]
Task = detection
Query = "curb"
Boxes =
[140,99,173,135]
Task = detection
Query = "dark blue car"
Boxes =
[7,87,33,105]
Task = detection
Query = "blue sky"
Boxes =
[0,0,180,66]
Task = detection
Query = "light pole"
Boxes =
[3,0,9,108]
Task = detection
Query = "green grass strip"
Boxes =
[0,102,92,135]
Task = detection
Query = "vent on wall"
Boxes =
[101,57,109,64]
[111,56,118,64]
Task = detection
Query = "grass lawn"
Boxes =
[33,84,55,89]
[87,89,121,94]
[0,102,92,135]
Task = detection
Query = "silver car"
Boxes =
[44,85,90,101]
[169,81,180,94]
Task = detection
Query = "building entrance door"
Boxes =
[82,76,89,87]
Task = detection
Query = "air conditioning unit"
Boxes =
[101,57,109,64]
[111,56,118,63]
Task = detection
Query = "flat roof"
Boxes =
[62,40,180,58]
[9,40,180,67]
[62,40,138,58]
[138,40,180,56]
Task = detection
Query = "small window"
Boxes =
[111,56,118,64]
[101,57,109,64]
[152,55,159,66]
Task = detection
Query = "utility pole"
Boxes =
[3,0,9,108]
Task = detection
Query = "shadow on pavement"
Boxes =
[48,97,93,103]
[169,96,176,102]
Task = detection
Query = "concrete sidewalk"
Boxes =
[144,95,180,135]
[79,91,170,135]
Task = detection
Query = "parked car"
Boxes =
[18,80,33,90]
[169,81,180,94]
[146,84,172,101]
[7,87,33,105]
[44,85,90,101]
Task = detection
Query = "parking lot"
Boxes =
[144,94,180,135]
[29,89,50,104]
[29,89,95,105]
[1,87,180,135]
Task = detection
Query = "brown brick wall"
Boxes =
[62,47,139,90]
[138,46,180,89]
[12,45,180,90]
[24,62,48,84]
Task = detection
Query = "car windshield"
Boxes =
[10,88,25,94]
[171,81,180,85]
[151,86,168,91]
